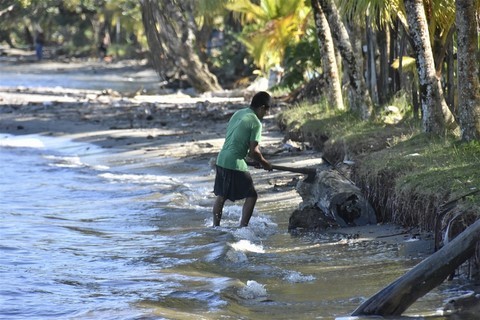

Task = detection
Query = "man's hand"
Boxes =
[246,159,272,171]
[249,142,272,171]
[262,161,272,171]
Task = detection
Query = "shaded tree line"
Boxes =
[0,0,145,58]
[139,0,479,141]
[1,0,479,140]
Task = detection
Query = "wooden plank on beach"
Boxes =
[351,219,480,316]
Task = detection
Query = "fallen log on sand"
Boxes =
[351,219,480,316]
[289,167,377,230]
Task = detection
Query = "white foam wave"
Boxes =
[182,186,212,209]
[0,135,45,148]
[238,280,267,299]
[229,239,264,253]
[91,164,110,171]
[213,206,278,240]
[0,133,102,155]
[99,172,181,185]
[283,270,316,283]
[44,155,84,168]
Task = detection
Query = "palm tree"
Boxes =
[456,0,480,141]
[404,0,456,134]
[317,0,372,119]
[311,0,345,110]
[339,0,457,133]
[337,0,405,106]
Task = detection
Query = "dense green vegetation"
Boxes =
[0,0,146,58]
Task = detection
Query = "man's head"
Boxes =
[250,91,272,120]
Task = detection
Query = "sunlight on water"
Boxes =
[99,172,183,186]
[0,136,45,148]
[0,68,160,93]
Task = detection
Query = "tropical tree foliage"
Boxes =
[0,0,146,57]
[1,0,479,140]
[404,0,456,133]
[140,0,221,92]
[336,0,467,133]
[225,0,311,75]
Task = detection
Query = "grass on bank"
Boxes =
[277,95,480,232]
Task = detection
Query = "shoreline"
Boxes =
[6,60,479,316]
[0,60,435,250]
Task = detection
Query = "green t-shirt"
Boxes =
[216,107,262,171]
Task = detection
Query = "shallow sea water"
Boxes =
[0,133,474,320]
[0,67,475,319]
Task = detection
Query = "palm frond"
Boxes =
[391,56,416,73]
[225,0,268,23]
[228,0,311,72]
[337,0,404,29]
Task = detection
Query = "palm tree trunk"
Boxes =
[140,0,221,93]
[311,0,345,110]
[404,0,456,134]
[389,22,402,95]
[445,31,455,114]
[377,26,390,105]
[365,16,379,105]
[317,0,371,118]
[456,0,480,141]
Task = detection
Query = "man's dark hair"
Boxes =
[250,91,271,110]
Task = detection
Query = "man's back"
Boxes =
[216,108,262,171]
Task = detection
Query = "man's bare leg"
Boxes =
[240,195,257,227]
[213,196,226,226]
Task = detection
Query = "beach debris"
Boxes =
[289,168,377,231]
[351,219,480,317]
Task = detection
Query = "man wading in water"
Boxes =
[212,91,273,227]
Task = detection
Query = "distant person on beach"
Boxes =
[98,32,111,61]
[212,91,273,227]
[35,31,45,61]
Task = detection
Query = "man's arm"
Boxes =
[248,141,272,170]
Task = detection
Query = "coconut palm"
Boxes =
[311,0,344,110]
[456,0,480,141]
[404,0,456,133]
[338,0,457,134]
[316,0,372,119]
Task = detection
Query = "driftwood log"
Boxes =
[351,219,480,316]
[289,168,376,230]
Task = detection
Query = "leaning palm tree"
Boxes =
[140,0,222,92]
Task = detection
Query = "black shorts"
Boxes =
[213,165,257,201]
